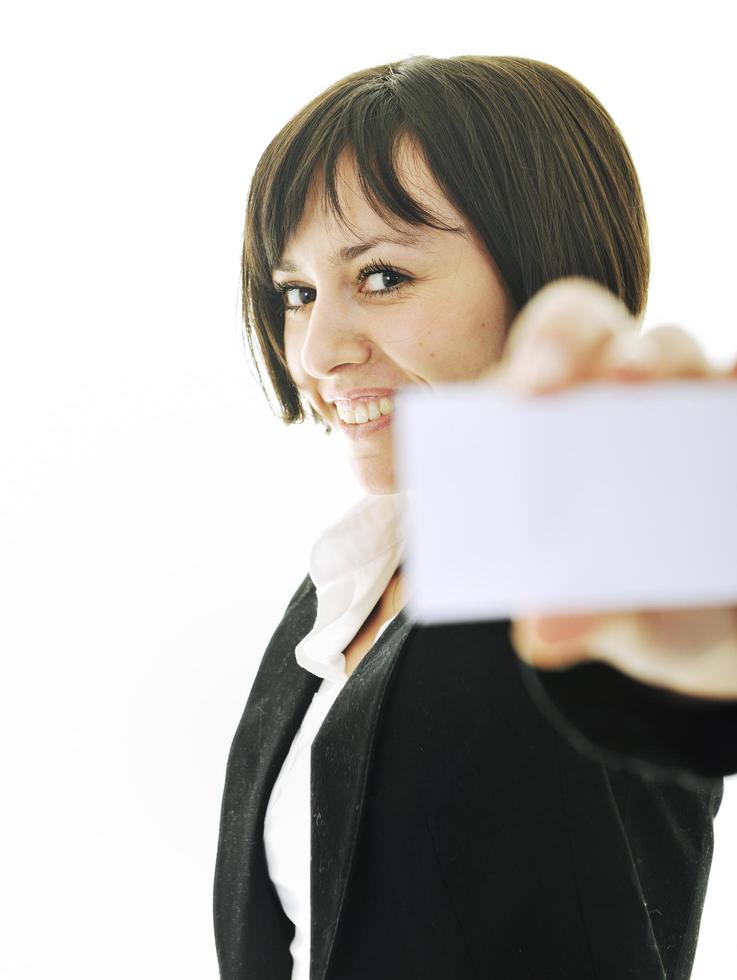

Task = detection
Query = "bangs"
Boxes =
[253,110,465,289]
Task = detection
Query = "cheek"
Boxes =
[283,323,304,380]
[389,311,442,356]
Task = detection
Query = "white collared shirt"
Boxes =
[263,489,409,980]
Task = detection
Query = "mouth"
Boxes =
[334,406,394,440]
[334,393,395,423]
[320,388,400,438]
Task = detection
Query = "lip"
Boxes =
[335,410,394,440]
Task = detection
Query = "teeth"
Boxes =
[337,397,394,424]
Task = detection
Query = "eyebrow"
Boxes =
[273,226,468,274]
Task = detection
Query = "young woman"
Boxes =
[214,54,737,980]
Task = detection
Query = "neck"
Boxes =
[388,567,403,617]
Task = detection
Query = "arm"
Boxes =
[481,278,737,784]
[516,653,737,787]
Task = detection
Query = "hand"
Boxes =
[481,276,737,700]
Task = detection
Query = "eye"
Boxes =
[272,259,412,315]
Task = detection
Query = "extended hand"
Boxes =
[482,276,737,699]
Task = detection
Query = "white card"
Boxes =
[392,379,737,623]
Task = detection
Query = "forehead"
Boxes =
[273,141,469,274]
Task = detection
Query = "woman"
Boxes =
[214,55,737,979]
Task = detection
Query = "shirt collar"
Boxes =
[295,489,410,684]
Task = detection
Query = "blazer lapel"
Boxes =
[310,609,416,980]
[214,575,322,979]
[215,574,417,980]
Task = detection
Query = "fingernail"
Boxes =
[508,340,570,390]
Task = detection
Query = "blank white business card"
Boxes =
[392,379,737,623]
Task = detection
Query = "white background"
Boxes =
[1,1,734,976]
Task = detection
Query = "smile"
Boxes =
[335,396,394,424]
[335,407,394,440]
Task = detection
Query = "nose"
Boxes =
[298,292,371,381]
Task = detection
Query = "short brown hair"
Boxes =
[242,54,650,431]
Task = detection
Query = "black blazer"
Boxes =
[214,573,737,980]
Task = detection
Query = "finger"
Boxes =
[517,606,737,697]
[511,614,606,670]
[528,612,609,645]
[570,608,737,698]
[498,277,637,392]
[602,324,717,380]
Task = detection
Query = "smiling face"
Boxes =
[272,138,518,494]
